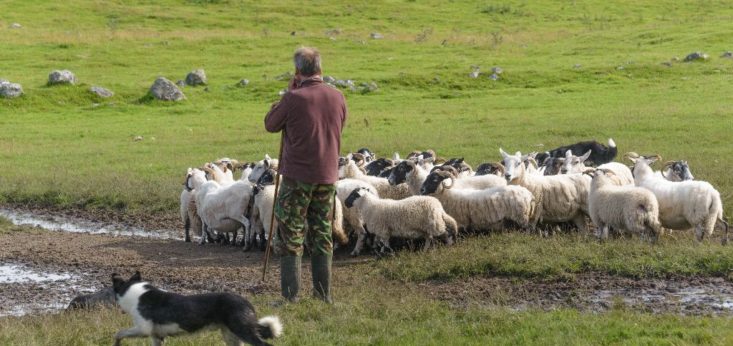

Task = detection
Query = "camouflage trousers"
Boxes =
[274,176,336,257]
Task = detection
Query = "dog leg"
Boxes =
[221,328,244,346]
[114,327,146,346]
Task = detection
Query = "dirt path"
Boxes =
[2,207,733,317]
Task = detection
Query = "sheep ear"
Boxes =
[580,150,592,162]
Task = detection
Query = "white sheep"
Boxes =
[587,168,661,242]
[195,174,253,245]
[627,153,728,244]
[180,168,207,242]
[338,155,411,200]
[501,149,592,232]
[420,169,537,232]
[559,150,634,186]
[344,187,457,253]
[335,178,379,255]
[248,154,279,184]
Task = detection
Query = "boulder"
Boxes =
[237,79,250,87]
[48,70,77,85]
[0,80,23,98]
[684,52,709,62]
[89,86,113,98]
[370,32,384,39]
[185,69,207,86]
[721,51,733,58]
[149,77,185,101]
[67,287,115,310]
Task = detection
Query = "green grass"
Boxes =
[380,232,733,282]
[0,0,732,216]
[2,279,733,346]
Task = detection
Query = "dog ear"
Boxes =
[130,271,142,282]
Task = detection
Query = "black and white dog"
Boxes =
[112,271,282,346]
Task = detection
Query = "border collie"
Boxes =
[112,271,282,346]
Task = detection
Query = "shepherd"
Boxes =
[264,47,348,303]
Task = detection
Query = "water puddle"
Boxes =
[0,262,98,317]
[0,208,178,240]
[584,283,733,314]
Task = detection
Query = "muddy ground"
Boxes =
[2,206,733,317]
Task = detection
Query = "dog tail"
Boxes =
[258,316,283,339]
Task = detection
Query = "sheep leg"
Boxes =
[184,217,191,243]
[199,224,208,245]
[422,237,432,251]
[695,224,705,242]
[572,215,589,233]
[351,226,367,256]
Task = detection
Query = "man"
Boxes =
[264,47,347,303]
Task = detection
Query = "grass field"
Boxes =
[2,0,733,344]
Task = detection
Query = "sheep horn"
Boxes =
[663,161,675,170]
[526,157,538,169]
[623,152,640,162]
[441,175,454,189]
[443,166,460,178]
[582,168,596,177]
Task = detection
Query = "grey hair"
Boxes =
[293,47,321,76]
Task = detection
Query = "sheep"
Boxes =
[430,165,507,190]
[626,153,728,244]
[235,162,256,181]
[248,154,279,184]
[587,168,661,242]
[475,162,505,177]
[338,154,411,200]
[440,158,473,177]
[335,178,379,255]
[535,138,617,166]
[420,169,537,232]
[364,158,395,176]
[356,148,376,162]
[202,162,235,186]
[195,172,253,246]
[658,160,694,181]
[388,159,431,195]
[500,149,592,232]
[344,187,457,254]
[247,169,348,252]
[180,168,207,243]
[559,150,634,186]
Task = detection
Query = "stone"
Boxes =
[661,61,672,67]
[721,51,733,58]
[176,80,185,87]
[0,80,23,98]
[89,86,113,98]
[134,136,143,141]
[323,75,336,84]
[573,64,582,69]
[237,79,250,87]
[488,73,500,80]
[185,69,207,86]
[325,28,341,36]
[9,23,21,29]
[149,77,185,101]
[47,70,77,85]
[370,32,384,39]
[491,66,503,74]
[335,79,356,91]
[684,52,708,62]
[275,71,293,81]
[358,81,378,94]
[469,71,480,78]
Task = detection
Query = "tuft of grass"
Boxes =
[378,232,733,282]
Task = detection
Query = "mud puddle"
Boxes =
[425,274,733,315]
[0,207,180,240]
[0,262,98,317]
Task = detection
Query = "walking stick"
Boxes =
[262,131,284,281]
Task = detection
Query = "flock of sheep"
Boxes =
[180,138,728,257]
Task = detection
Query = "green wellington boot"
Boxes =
[280,256,301,302]
[311,254,333,304]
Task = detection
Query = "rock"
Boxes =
[67,287,115,310]
[149,77,185,101]
[616,66,625,70]
[469,71,480,78]
[325,28,341,36]
[491,66,503,74]
[185,69,207,86]
[661,61,672,67]
[721,51,733,58]
[275,71,293,81]
[89,86,113,98]
[176,80,185,88]
[323,75,336,84]
[9,23,21,29]
[0,80,23,98]
[488,73,500,80]
[237,79,250,87]
[684,52,708,62]
[573,64,582,69]
[335,79,356,91]
[47,70,77,85]
[358,81,378,94]
[134,136,143,141]
[370,32,384,39]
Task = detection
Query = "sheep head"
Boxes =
[500,148,524,184]
[388,160,414,185]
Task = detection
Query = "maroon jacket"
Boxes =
[264,78,347,184]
